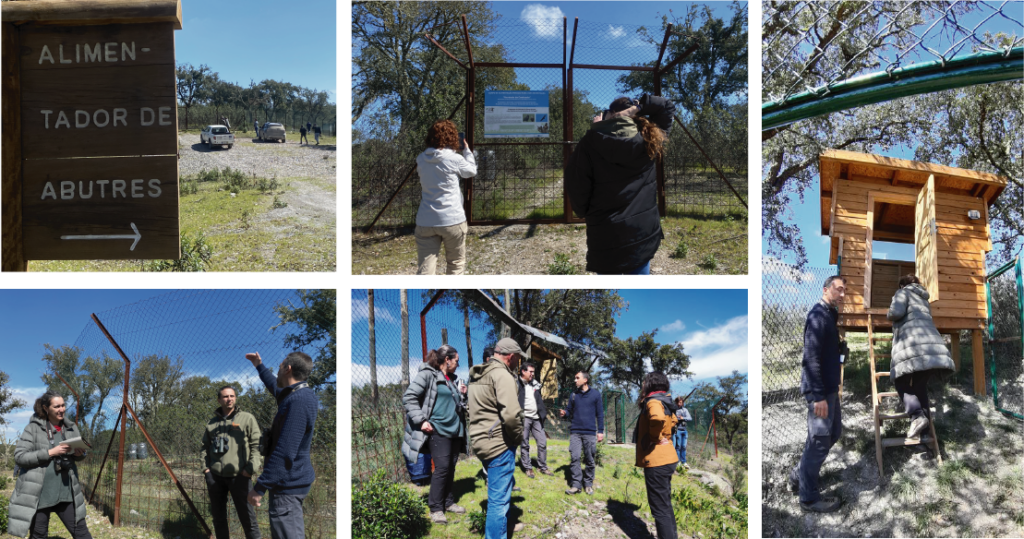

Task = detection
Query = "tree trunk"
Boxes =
[400,289,410,391]
[368,290,378,406]
[464,299,473,369]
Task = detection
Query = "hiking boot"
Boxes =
[513,523,525,532]
[907,416,930,439]
[585,486,594,495]
[788,474,800,494]
[539,468,554,476]
[565,487,581,495]
[525,469,535,479]
[446,504,466,514]
[512,485,522,492]
[799,497,842,513]
[430,511,448,524]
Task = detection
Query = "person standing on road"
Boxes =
[313,124,321,145]
[559,371,604,495]
[7,392,93,539]
[402,345,469,525]
[468,338,525,538]
[672,396,692,471]
[414,119,476,275]
[565,93,676,275]
[517,361,551,478]
[244,352,318,539]
[635,372,679,539]
[299,125,308,145]
[202,386,262,539]
[789,276,846,513]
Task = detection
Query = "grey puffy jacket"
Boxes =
[401,365,466,464]
[887,283,955,380]
[7,416,88,537]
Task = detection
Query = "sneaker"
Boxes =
[445,504,466,514]
[799,497,842,513]
[788,474,799,494]
[512,485,522,492]
[683,463,690,470]
[585,486,594,495]
[565,487,581,495]
[907,416,930,439]
[539,468,554,476]
[526,469,535,479]
[513,523,525,532]
[430,511,448,524]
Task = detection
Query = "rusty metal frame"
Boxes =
[91,313,213,538]
[88,404,123,505]
[420,290,448,360]
[671,113,748,209]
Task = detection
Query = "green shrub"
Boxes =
[0,475,9,490]
[699,253,718,271]
[353,470,430,539]
[0,492,8,533]
[547,253,579,275]
[671,239,688,259]
[273,196,288,209]
[180,179,199,196]
[145,232,213,272]
[257,176,280,193]
[468,510,487,534]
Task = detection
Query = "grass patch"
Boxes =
[935,459,973,494]
[547,253,580,275]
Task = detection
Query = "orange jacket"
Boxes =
[635,397,679,468]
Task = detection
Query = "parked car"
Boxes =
[200,124,234,149]
[259,122,286,143]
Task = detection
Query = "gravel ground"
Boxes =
[178,133,336,182]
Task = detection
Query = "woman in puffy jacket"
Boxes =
[566,94,675,274]
[634,372,678,539]
[401,345,468,524]
[415,120,477,275]
[887,274,955,439]
[7,392,92,539]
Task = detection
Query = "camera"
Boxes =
[54,455,72,473]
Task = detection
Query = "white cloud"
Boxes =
[660,320,686,333]
[351,298,398,324]
[763,256,819,284]
[520,5,564,38]
[686,342,748,379]
[2,386,46,441]
[681,315,748,351]
[607,25,626,39]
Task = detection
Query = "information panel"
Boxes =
[483,91,549,138]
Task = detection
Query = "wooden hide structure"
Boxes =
[531,341,561,400]
[820,149,1009,394]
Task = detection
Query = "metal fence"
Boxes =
[354,15,748,230]
[987,257,1024,420]
[49,290,336,539]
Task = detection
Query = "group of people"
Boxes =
[402,338,693,539]
[6,352,319,539]
[299,121,322,145]
[412,93,675,275]
[792,274,955,512]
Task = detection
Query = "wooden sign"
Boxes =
[2,1,182,269]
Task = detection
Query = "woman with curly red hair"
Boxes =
[415,119,477,275]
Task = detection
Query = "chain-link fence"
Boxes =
[763,1,1024,128]
[354,15,748,230]
[987,257,1024,420]
[47,290,336,539]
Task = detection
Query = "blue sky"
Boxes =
[352,289,747,402]
[763,4,1022,269]
[0,289,329,439]
[177,0,336,98]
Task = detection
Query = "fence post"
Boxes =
[401,290,410,390]
[463,300,473,368]
[441,328,448,345]
[368,290,378,405]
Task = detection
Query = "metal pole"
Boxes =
[566,18,579,223]
[89,405,123,505]
[461,15,476,224]
[672,113,748,209]
[420,290,447,360]
[368,290,378,406]
[562,16,570,223]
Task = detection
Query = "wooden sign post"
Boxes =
[2,0,182,270]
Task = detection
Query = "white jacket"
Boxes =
[416,147,477,227]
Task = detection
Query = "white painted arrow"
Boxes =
[61,222,142,251]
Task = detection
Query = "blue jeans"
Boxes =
[672,429,687,464]
[598,260,651,275]
[483,449,515,539]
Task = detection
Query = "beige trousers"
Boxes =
[415,222,468,275]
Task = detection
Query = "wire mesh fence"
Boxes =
[353,15,748,229]
[48,290,336,539]
[987,257,1024,419]
[762,1,1024,126]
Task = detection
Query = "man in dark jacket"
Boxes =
[565,93,675,274]
[559,372,604,495]
[790,276,846,513]
[517,361,551,478]
[244,351,318,539]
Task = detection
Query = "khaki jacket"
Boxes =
[635,398,679,468]
[467,358,523,461]
[201,407,262,477]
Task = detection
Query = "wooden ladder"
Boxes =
[868,314,942,479]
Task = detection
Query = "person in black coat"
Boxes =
[565,93,675,274]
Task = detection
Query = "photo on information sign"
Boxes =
[0,289,336,539]
[761,1,1023,536]
[0,0,337,272]
[352,1,749,275]
[352,289,748,539]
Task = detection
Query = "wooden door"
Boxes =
[915,174,940,302]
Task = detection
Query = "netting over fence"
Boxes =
[56,290,336,539]
[987,257,1024,419]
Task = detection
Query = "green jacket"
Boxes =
[201,407,262,477]
[8,416,88,538]
[467,358,523,461]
